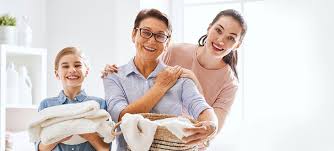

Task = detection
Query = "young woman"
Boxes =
[162,9,247,135]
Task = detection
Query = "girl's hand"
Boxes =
[101,64,118,78]
[58,135,73,143]
[79,132,99,141]
[39,135,72,151]
[182,121,217,145]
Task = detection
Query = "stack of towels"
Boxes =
[28,101,115,145]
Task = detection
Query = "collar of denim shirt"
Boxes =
[124,57,167,79]
[58,89,88,104]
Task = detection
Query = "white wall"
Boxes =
[242,0,334,150]
[0,0,140,98]
[46,0,139,98]
[0,0,46,47]
[140,0,184,43]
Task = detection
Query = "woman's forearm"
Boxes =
[214,108,228,133]
[118,66,182,121]
[198,108,218,123]
[198,108,218,136]
[118,84,167,121]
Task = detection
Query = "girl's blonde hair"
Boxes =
[54,47,89,71]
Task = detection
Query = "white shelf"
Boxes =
[5,104,38,109]
[0,44,47,151]
[1,44,47,105]
[2,45,46,55]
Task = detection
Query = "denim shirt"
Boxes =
[103,59,211,151]
[35,90,111,151]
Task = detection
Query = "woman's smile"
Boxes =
[212,42,224,51]
[143,45,157,52]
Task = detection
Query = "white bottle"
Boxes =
[18,66,33,105]
[17,16,32,47]
[6,63,19,105]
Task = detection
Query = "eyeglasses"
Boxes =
[135,28,170,43]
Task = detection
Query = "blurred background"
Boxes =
[1,0,334,150]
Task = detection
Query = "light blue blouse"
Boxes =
[103,59,211,151]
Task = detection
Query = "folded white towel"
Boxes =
[155,117,195,140]
[120,113,158,151]
[28,101,115,145]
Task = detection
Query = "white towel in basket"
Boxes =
[120,113,158,151]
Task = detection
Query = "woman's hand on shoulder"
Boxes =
[101,64,118,78]
[154,65,183,92]
[180,68,196,80]
[181,68,203,94]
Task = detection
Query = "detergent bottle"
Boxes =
[18,65,33,105]
[17,16,32,47]
[6,63,19,105]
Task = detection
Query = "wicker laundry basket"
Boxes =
[114,113,199,151]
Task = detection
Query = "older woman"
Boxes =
[103,9,217,151]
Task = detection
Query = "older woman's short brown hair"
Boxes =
[134,8,172,35]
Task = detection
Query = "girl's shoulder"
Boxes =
[38,96,61,111]
[40,96,59,103]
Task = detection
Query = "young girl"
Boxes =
[37,47,111,151]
